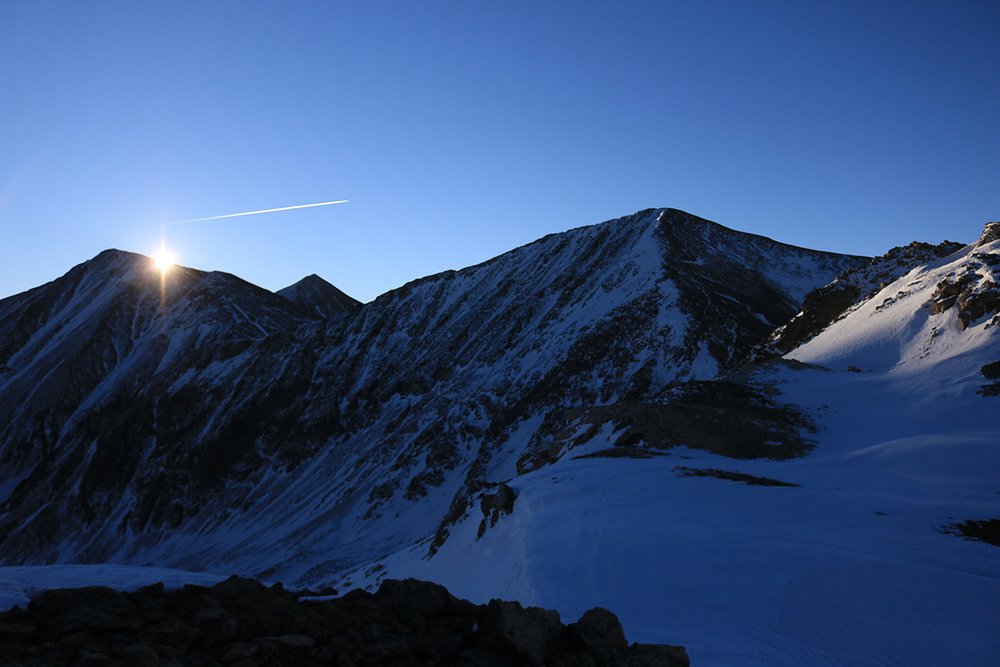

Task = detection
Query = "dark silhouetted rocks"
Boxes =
[477,484,517,538]
[944,519,1000,548]
[0,577,689,666]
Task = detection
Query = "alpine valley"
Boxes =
[1,209,998,665]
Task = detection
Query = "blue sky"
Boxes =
[1,1,997,302]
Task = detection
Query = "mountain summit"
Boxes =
[277,274,361,319]
[0,209,862,570]
[1,209,997,665]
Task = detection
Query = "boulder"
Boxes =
[615,642,690,666]
[373,578,459,622]
[572,608,628,664]
[478,599,564,665]
[1,576,689,666]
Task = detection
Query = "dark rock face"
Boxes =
[517,379,816,474]
[477,484,516,538]
[478,599,563,664]
[572,608,628,664]
[0,577,688,667]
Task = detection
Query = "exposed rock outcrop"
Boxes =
[0,577,689,667]
[762,239,963,356]
[516,379,816,474]
[976,222,1000,247]
[477,484,516,538]
[928,247,1000,329]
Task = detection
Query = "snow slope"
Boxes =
[331,237,1000,665]
[3,210,995,665]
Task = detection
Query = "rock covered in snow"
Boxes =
[976,221,1000,247]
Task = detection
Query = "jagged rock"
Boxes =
[371,577,463,622]
[930,278,966,313]
[478,599,564,665]
[0,577,686,666]
[957,281,1000,329]
[763,239,963,355]
[977,222,1000,247]
[572,607,628,664]
[519,380,816,467]
[981,361,1000,379]
[480,484,516,526]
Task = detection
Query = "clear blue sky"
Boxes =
[1,1,997,302]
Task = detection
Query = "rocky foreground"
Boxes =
[0,577,689,666]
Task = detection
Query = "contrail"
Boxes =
[155,199,348,227]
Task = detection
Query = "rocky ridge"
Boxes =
[0,577,688,667]
[761,238,965,356]
[0,208,866,582]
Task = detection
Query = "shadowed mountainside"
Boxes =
[0,208,864,581]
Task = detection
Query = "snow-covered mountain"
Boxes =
[0,208,859,570]
[2,209,998,665]
[277,274,361,319]
[340,222,1000,665]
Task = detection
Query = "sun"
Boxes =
[152,248,176,274]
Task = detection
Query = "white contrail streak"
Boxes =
[156,199,348,227]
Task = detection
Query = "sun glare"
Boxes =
[152,249,176,274]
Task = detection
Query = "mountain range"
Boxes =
[1,209,997,665]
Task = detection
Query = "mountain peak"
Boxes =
[277,274,361,319]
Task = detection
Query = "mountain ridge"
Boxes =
[0,208,864,573]
[1,209,998,665]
